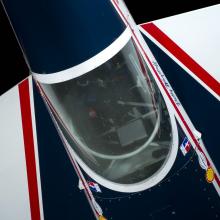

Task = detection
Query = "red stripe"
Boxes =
[215,173,220,185]
[111,0,220,186]
[141,22,220,96]
[19,79,41,220]
[132,38,158,114]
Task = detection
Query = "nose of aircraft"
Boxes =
[1,0,126,74]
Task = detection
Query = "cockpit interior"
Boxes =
[41,39,174,188]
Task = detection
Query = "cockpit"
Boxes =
[40,38,178,192]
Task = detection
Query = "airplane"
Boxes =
[0,0,219,219]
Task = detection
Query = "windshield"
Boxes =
[41,39,173,185]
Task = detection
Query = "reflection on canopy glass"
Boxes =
[41,39,173,185]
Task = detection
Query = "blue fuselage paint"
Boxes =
[2,0,125,74]
[86,125,220,220]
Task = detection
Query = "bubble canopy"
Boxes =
[40,38,178,192]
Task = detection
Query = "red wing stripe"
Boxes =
[19,79,41,220]
[141,22,220,96]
